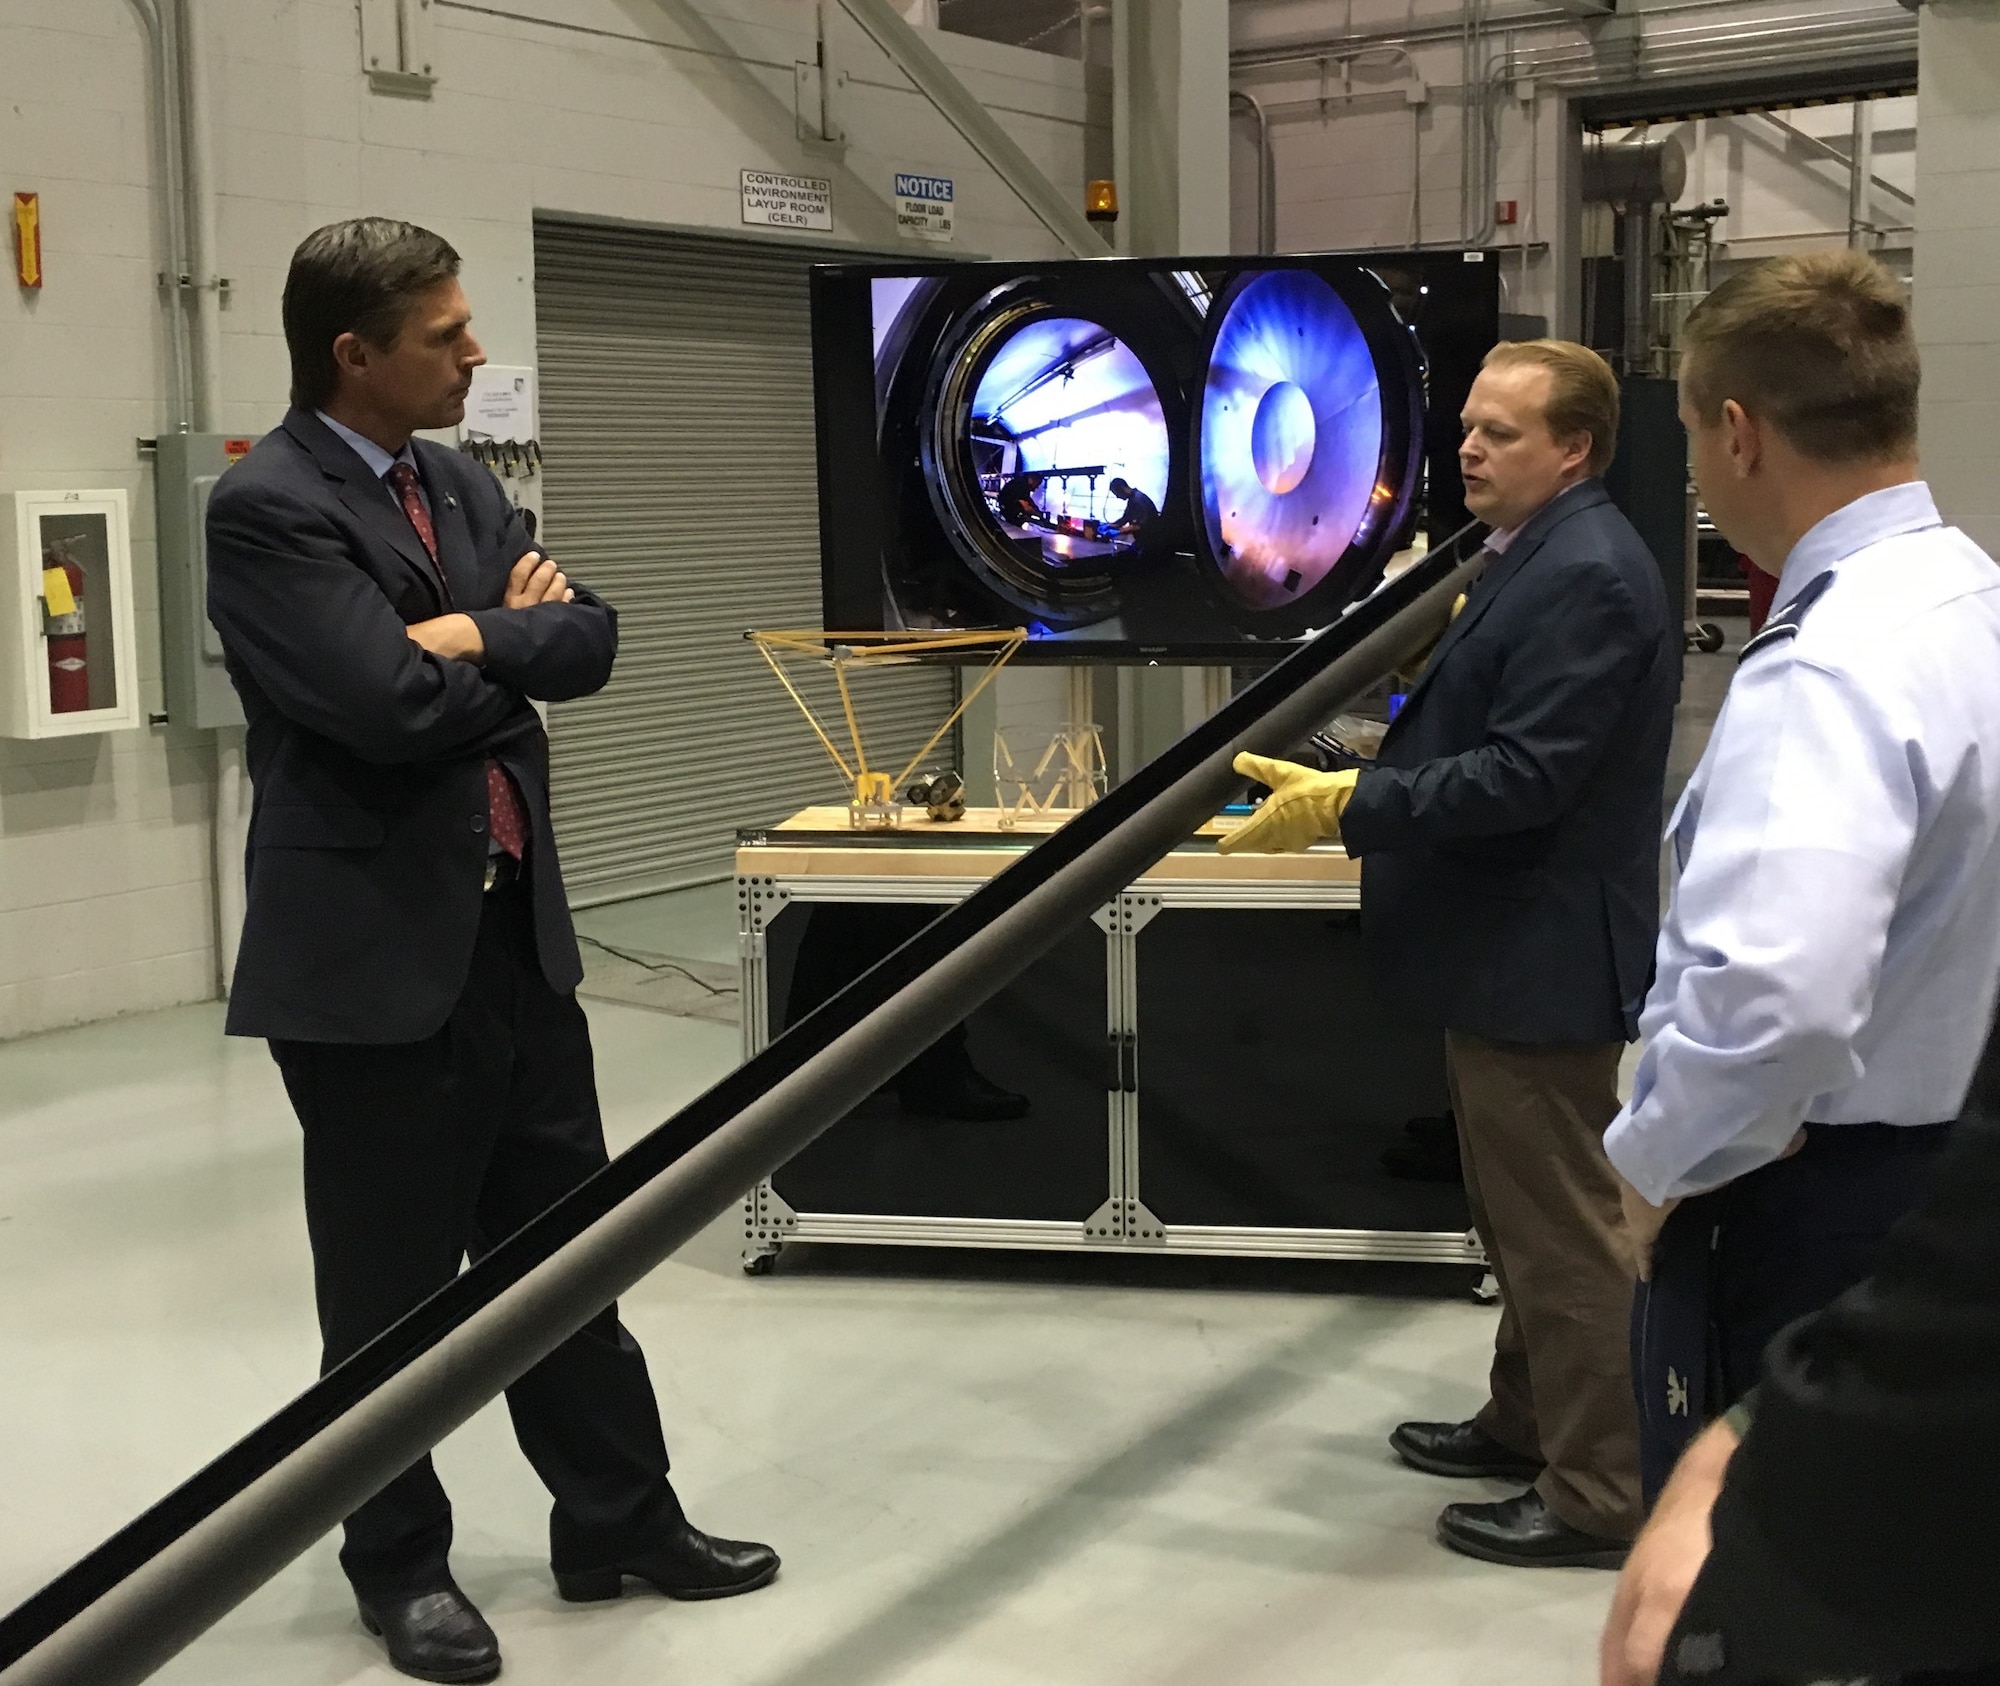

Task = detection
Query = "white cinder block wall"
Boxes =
[0,0,1104,1040]
[1917,1,2000,559]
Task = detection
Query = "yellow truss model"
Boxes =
[992,723,1108,829]
[745,627,1026,826]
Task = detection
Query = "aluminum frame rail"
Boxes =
[0,530,1485,1686]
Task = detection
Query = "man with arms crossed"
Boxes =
[1605,251,2000,1506]
[207,219,777,1683]
[1224,341,1677,1567]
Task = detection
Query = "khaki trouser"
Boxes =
[1446,1029,1643,1541]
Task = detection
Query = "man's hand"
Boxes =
[1619,1176,1680,1283]
[1600,1419,1740,1686]
[1218,755,1360,854]
[506,551,576,608]
[406,613,485,665]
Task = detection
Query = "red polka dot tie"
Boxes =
[388,461,528,861]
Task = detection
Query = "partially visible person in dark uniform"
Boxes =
[1607,252,2000,1504]
[996,470,1046,526]
[205,218,777,1683]
[1221,340,1679,1569]
[1601,1095,2000,1686]
[1107,476,1158,536]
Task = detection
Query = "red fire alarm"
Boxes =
[1495,199,1519,227]
[13,192,42,288]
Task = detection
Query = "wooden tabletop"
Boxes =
[735,805,1359,884]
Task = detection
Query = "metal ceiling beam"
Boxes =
[1757,107,1916,206]
[833,0,1110,257]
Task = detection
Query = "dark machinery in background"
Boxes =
[1582,135,1726,654]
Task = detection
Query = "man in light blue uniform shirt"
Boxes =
[1605,251,2000,1503]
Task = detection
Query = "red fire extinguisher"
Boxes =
[42,539,88,714]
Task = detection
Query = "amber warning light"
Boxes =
[13,192,42,289]
[1085,180,1119,224]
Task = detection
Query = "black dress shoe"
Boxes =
[554,1520,780,1603]
[357,1583,501,1684]
[898,1064,1029,1122]
[1436,1488,1630,1569]
[1390,1419,1544,1480]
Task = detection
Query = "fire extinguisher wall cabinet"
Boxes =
[1,489,143,738]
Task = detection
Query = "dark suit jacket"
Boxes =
[1338,479,1678,1045]
[206,407,617,1044]
[1667,1099,2000,1682]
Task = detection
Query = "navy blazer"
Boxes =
[207,408,617,1043]
[1339,479,1678,1045]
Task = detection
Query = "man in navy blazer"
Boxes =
[1226,340,1677,1569]
[207,219,776,1683]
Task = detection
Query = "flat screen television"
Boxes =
[811,250,1499,661]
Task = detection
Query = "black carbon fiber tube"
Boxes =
[0,532,1483,1686]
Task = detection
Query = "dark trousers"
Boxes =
[1634,1122,1954,1505]
[271,885,680,1599]
[1447,1031,1644,1540]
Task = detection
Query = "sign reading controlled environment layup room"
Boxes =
[895,173,954,242]
[740,170,833,232]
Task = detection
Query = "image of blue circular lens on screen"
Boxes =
[1200,270,1385,610]
[970,316,1169,554]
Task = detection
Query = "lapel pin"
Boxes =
[446,495,458,509]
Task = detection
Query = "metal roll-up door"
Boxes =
[534,219,957,903]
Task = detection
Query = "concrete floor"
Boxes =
[0,629,1750,1684]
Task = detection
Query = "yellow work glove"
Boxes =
[1218,754,1360,854]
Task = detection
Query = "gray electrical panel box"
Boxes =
[155,432,245,730]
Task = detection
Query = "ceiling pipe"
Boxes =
[126,0,194,431]
[174,0,224,433]
[1848,97,1876,248]
[1232,2,1912,72]
[1229,88,1275,253]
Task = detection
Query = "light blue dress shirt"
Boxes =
[315,410,430,519]
[1606,482,2000,1203]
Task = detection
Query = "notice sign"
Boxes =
[741,170,832,232]
[462,364,537,444]
[895,172,954,243]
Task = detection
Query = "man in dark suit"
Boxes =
[206,218,776,1684]
[1225,340,1678,1568]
